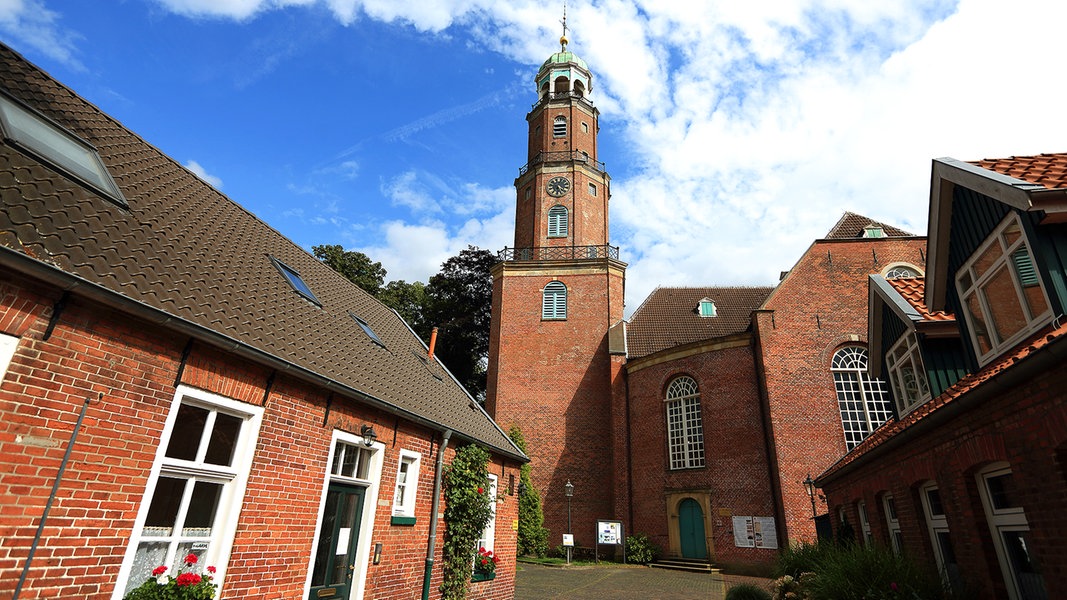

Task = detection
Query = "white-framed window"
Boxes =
[885,331,931,416]
[665,376,705,470]
[476,474,499,553]
[392,450,422,517]
[863,225,885,238]
[113,386,263,599]
[0,332,19,381]
[920,482,962,591]
[977,463,1048,600]
[857,501,873,547]
[547,205,568,238]
[883,494,903,555]
[885,264,921,279]
[542,281,567,320]
[956,213,1052,365]
[553,116,567,137]
[581,122,589,133]
[697,299,716,317]
[832,346,892,450]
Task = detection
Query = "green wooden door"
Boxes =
[309,483,366,599]
[679,498,707,559]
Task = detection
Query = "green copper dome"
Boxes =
[541,51,588,71]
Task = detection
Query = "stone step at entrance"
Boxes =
[649,557,720,574]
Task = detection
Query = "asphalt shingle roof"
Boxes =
[0,44,522,460]
[626,286,774,359]
[824,211,915,239]
[971,153,1067,190]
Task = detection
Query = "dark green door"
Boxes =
[679,498,707,559]
[310,483,366,599]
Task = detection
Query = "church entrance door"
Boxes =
[679,498,707,559]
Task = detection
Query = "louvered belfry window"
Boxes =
[547,205,568,237]
[542,281,567,320]
[665,376,704,469]
[553,116,567,137]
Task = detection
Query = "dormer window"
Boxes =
[955,213,1052,364]
[0,90,127,207]
[863,225,884,238]
[697,299,716,317]
[271,257,321,306]
[885,331,930,415]
[553,116,567,137]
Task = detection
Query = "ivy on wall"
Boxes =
[441,444,494,600]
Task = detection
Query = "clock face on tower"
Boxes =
[546,176,571,197]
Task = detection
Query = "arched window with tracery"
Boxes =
[832,346,891,450]
[665,376,705,469]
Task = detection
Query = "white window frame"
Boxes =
[588,182,597,196]
[542,281,567,320]
[547,205,569,238]
[885,331,931,416]
[956,213,1052,365]
[857,501,873,547]
[883,494,903,555]
[392,450,422,518]
[476,474,499,554]
[665,376,705,470]
[977,463,1047,600]
[698,300,716,317]
[832,346,892,450]
[920,482,960,589]
[884,264,921,279]
[303,429,384,600]
[111,386,263,600]
[0,332,19,381]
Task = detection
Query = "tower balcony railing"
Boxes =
[518,150,606,177]
[498,244,620,262]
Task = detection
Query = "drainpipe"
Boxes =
[14,394,94,600]
[422,429,451,600]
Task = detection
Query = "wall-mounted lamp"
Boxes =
[803,474,817,518]
[360,424,377,448]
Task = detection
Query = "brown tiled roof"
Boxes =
[971,153,1067,190]
[824,212,914,239]
[626,286,773,359]
[886,277,954,322]
[821,320,1067,481]
[0,44,522,459]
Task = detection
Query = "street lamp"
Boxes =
[803,474,817,518]
[564,480,574,564]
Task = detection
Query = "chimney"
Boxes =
[428,327,439,361]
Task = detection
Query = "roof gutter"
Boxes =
[1,247,527,463]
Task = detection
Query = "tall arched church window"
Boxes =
[542,281,567,320]
[547,205,568,238]
[553,116,567,138]
[665,376,705,470]
[832,346,891,450]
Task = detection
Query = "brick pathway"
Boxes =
[514,563,774,599]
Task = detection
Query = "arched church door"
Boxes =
[678,498,708,559]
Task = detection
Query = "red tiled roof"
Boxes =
[886,277,954,322]
[626,286,773,359]
[821,319,1067,481]
[971,153,1067,190]
[824,212,915,239]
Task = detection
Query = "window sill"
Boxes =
[471,571,496,582]
[390,515,417,526]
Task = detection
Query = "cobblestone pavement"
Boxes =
[514,563,774,600]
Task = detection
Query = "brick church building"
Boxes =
[485,37,928,570]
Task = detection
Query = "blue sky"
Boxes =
[3,0,1066,314]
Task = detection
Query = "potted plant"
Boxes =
[472,547,499,582]
[124,553,218,599]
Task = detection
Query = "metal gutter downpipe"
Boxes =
[422,429,451,600]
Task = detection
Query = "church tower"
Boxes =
[485,26,626,547]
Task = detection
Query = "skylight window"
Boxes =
[0,91,126,206]
[270,257,321,306]
[351,313,385,347]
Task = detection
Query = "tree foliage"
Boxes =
[509,426,549,557]
[441,444,494,600]
[311,245,386,297]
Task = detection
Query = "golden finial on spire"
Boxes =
[559,1,569,51]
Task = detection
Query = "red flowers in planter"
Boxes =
[474,547,499,575]
[125,552,218,599]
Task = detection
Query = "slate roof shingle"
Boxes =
[0,44,522,459]
[626,286,774,359]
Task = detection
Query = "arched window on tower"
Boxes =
[832,346,892,451]
[554,75,570,95]
[553,116,567,138]
[573,80,586,98]
[665,376,705,470]
[547,205,568,238]
[542,281,567,320]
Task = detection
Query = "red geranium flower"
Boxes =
[207,566,216,574]
[152,566,167,576]
[184,553,198,565]
[477,487,484,494]
[175,572,202,586]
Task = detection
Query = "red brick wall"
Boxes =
[821,359,1067,600]
[754,238,927,544]
[624,338,778,567]
[487,260,624,548]
[0,273,520,599]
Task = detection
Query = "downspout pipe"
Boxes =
[422,429,452,600]
[13,394,94,600]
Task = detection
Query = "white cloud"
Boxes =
[0,0,83,69]
[185,160,224,189]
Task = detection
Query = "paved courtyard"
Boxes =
[514,563,774,600]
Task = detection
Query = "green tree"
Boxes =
[312,244,387,297]
[424,246,497,400]
[509,426,548,557]
[378,279,428,332]
[441,444,494,600]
